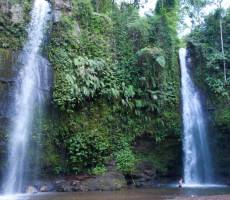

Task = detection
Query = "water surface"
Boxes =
[2,187,230,200]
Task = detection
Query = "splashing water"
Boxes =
[179,48,213,185]
[3,0,51,194]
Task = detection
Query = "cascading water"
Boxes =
[3,0,51,194]
[179,48,213,185]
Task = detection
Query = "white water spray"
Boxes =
[3,0,51,194]
[179,48,213,185]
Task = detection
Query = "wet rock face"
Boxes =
[0,1,10,14]
[129,161,157,187]
[0,2,24,23]
[128,134,157,187]
[0,49,15,142]
[51,0,72,22]
[0,49,18,118]
[0,49,18,161]
[34,171,127,192]
[52,0,71,10]
[10,4,24,23]
[0,49,18,80]
[134,134,155,153]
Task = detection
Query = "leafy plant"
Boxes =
[68,130,110,173]
[115,148,136,174]
[92,165,107,175]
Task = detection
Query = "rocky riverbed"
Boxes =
[25,159,161,193]
[34,171,127,193]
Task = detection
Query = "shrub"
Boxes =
[92,165,107,175]
[73,0,93,27]
[68,130,110,173]
[115,148,136,174]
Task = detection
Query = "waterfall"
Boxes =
[179,48,213,185]
[3,0,51,194]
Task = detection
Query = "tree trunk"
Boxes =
[219,17,227,82]
[96,0,100,13]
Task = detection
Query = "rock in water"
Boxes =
[26,186,38,194]
[80,171,127,191]
[40,185,49,192]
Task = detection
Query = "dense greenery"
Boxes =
[187,8,230,177]
[0,0,32,49]
[44,0,181,176]
[1,0,229,182]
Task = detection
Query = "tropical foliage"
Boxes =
[44,0,181,175]
[188,6,230,177]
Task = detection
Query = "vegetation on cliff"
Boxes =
[2,0,229,182]
[0,0,32,49]
[44,0,181,177]
[187,5,230,177]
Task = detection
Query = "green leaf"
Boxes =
[156,55,166,67]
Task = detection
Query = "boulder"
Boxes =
[26,186,38,194]
[40,185,49,192]
[35,169,127,192]
[54,179,73,192]
[51,171,126,192]
[80,171,126,192]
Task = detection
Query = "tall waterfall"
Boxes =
[179,48,213,185]
[3,0,51,194]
